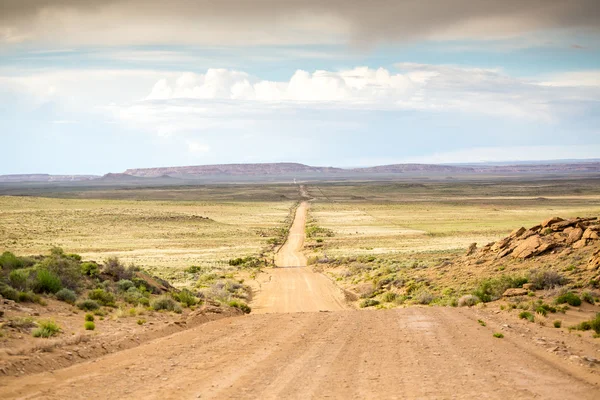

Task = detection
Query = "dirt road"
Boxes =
[1,197,598,399]
[253,201,348,313]
[1,307,598,399]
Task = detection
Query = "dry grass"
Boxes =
[0,196,293,283]
[307,182,600,257]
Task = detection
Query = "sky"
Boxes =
[0,0,599,174]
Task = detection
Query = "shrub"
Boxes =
[17,291,43,304]
[554,320,562,328]
[473,275,527,303]
[0,251,24,270]
[228,300,251,314]
[458,295,480,307]
[34,269,63,294]
[151,296,182,313]
[84,321,95,330]
[528,270,565,290]
[8,268,31,291]
[519,311,535,322]
[137,319,146,325]
[0,282,19,301]
[32,320,60,338]
[85,313,95,322]
[555,292,581,307]
[573,313,600,334]
[77,299,100,311]
[478,319,486,327]
[39,252,81,290]
[382,292,397,302]
[88,289,116,306]
[174,289,198,307]
[103,257,133,280]
[123,287,149,306]
[117,279,134,292]
[80,262,99,277]
[56,288,77,304]
[493,333,504,338]
[413,290,434,305]
[359,299,380,308]
[582,292,595,305]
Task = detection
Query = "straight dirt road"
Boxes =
[252,201,348,313]
[1,197,599,399]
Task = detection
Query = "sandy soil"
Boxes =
[1,196,599,398]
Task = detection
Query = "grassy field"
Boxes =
[306,179,600,257]
[0,195,294,284]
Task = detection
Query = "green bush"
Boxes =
[519,311,535,322]
[17,291,43,304]
[555,292,581,307]
[39,252,81,290]
[473,275,527,303]
[151,297,182,313]
[32,320,61,338]
[553,320,562,328]
[573,313,600,334]
[228,300,251,314]
[34,269,63,294]
[0,251,24,270]
[80,262,99,277]
[174,289,198,307]
[582,292,595,305]
[84,321,95,330]
[77,299,100,311]
[56,288,77,304]
[88,289,116,306]
[359,299,380,308]
[8,268,31,290]
[123,287,149,306]
[493,333,504,338]
[117,279,134,292]
[0,282,19,301]
[85,313,95,322]
[382,292,397,302]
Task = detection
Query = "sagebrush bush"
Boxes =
[123,287,149,306]
[555,292,581,307]
[382,292,397,302]
[359,299,380,308]
[88,289,116,306]
[0,282,19,301]
[56,288,77,304]
[228,300,251,314]
[582,292,595,304]
[151,296,182,313]
[528,270,565,290]
[39,251,81,290]
[117,279,134,292]
[413,290,434,305]
[34,269,63,294]
[458,294,480,307]
[77,299,100,311]
[103,257,133,280]
[84,321,95,330]
[85,313,95,322]
[32,320,61,338]
[554,320,562,328]
[17,291,43,304]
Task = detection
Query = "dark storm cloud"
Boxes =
[1,0,599,45]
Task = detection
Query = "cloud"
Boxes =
[1,1,598,46]
[187,141,210,153]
